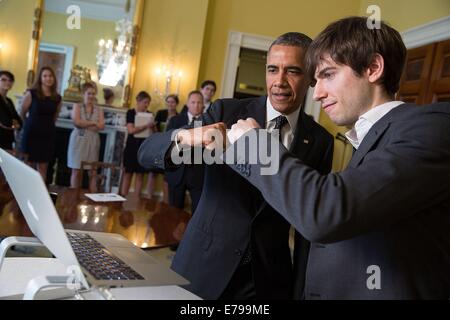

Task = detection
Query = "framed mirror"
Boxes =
[28,0,143,108]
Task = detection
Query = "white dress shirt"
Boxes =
[266,97,301,149]
[187,111,201,125]
[345,101,404,149]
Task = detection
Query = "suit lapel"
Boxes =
[236,96,266,127]
[348,116,392,167]
[289,111,314,160]
[348,103,416,167]
[182,112,190,126]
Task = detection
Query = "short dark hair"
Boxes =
[188,90,203,100]
[268,32,313,53]
[306,16,406,96]
[103,87,114,100]
[136,90,151,101]
[200,80,216,91]
[165,94,179,104]
[0,70,15,82]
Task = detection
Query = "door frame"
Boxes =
[220,31,274,99]
[220,31,321,121]
[402,15,450,49]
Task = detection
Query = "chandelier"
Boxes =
[96,17,133,86]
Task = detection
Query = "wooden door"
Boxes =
[426,39,450,103]
[397,44,436,104]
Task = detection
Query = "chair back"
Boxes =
[80,161,121,193]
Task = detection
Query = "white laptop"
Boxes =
[0,148,188,291]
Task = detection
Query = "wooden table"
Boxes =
[0,177,191,249]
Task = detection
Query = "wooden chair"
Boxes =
[80,161,121,193]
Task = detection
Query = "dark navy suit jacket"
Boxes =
[227,103,450,299]
[164,112,204,188]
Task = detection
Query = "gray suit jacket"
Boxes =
[227,103,450,299]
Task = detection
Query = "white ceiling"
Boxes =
[45,0,136,22]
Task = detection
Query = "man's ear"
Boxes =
[367,53,385,84]
[307,74,316,88]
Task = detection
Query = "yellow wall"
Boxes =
[0,0,36,101]
[198,0,362,95]
[3,0,448,110]
[2,1,449,172]
[132,0,210,112]
[40,11,118,104]
[131,0,209,195]
[198,0,450,96]
[41,12,116,78]
[359,0,450,31]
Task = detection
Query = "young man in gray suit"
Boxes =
[226,16,450,299]
[138,33,334,299]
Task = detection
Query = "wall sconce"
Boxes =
[0,42,4,64]
[0,24,5,68]
[153,64,183,99]
[0,26,5,67]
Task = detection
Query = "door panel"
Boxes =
[397,44,436,105]
[426,39,450,103]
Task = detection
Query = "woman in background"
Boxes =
[20,67,62,181]
[121,91,155,196]
[0,70,22,153]
[103,87,115,106]
[154,94,179,132]
[150,94,179,201]
[67,82,105,192]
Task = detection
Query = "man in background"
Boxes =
[165,90,205,214]
[200,80,217,113]
[181,80,217,114]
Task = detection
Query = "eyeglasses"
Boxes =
[0,78,13,83]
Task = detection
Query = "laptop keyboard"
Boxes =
[67,232,145,281]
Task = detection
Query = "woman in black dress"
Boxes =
[154,94,179,132]
[20,67,62,181]
[0,71,22,152]
[120,91,155,196]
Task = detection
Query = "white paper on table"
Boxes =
[84,193,126,202]
[134,112,154,138]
